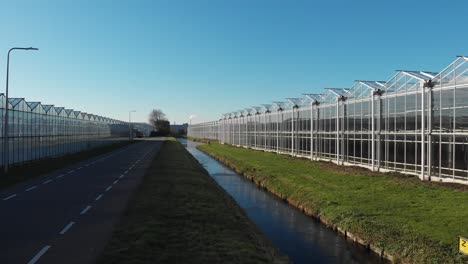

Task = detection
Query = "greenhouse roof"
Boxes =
[42,105,54,113]
[27,102,41,110]
[272,101,287,111]
[432,56,468,87]
[348,81,385,99]
[8,98,24,107]
[218,56,468,120]
[399,70,437,81]
[321,88,349,103]
[286,98,304,108]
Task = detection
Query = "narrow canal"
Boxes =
[180,139,384,264]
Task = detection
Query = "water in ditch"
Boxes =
[179,139,385,264]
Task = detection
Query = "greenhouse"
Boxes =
[188,56,468,184]
[0,94,137,169]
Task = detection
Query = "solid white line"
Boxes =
[95,194,103,201]
[59,222,75,235]
[3,194,17,201]
[80,206,92,215]
[25,186,37,192]
[105,186,112,192]
[43,180,53,184]
[27,245,51,264]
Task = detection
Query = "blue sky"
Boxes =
[0,0,467,124]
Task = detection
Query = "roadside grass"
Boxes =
[0,140,135,190]
[197,142,468,264]
[99,140,287,264]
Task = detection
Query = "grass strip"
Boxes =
[99,140,287,264]
[197,141,468,264]
[0,140,135,190]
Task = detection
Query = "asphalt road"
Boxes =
[0,138,163,264]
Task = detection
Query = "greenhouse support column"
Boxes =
[371,92,375,171]
[310,103,314,160]
[245,116,248,147]
[264,112,267,150]
[238,117,241,146]
[276,111,279,152]
[421,86,425,180]
[254,114,257,148]
[291,108,295,156]
[336,100,339,163]
[427,87,432,180]
[377,95,381,170]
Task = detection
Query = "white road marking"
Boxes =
[3,194,17,201]
[68,170,75,174]
[59,222,75,234]
[124,171,128,174]
[95,194,103,201]
[119,175,124,179]
[25,186,37,192]
[113,180,118,185]
[56,174,64,179]
[105,186,112,192]
[27,245,51,264]
[80,206,92,215]
[77,167,83,169]
[42,180,53,184]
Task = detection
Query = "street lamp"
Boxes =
[129,110,136,140]
[3,47,38,173]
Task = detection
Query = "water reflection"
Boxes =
[180,139,384,264]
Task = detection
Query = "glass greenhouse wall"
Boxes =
[0,94,136,169]
[188,56,468,184]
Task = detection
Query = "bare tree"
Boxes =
[148,109,167,128]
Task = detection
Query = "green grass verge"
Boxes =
[0,140,135,190]
[99,140,287,264]
[197,142,468,264]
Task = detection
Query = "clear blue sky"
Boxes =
[0,0,467,124]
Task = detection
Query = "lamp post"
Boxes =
[3,47,38,173]
[128,110,136,140]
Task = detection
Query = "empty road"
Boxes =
[0,139,162,264]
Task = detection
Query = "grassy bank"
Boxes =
[0,140,135,190]
[197,142,468,263]
[187,136,216,144]
[99,140,287,264]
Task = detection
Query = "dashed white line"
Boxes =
[95,194,103,201]
[80,206,92,215]
[113,180,119,185]
[56,174,64,179]
[42,180,53,185]
[59,222,75,234]
[68,170,75,174]
[105,186,112,192]
[25,186,37,192]
[3,194,17,201]
[124,171,128,174]
[27,245,51,264]
[77,167,83,169]
[119,175,124,179]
